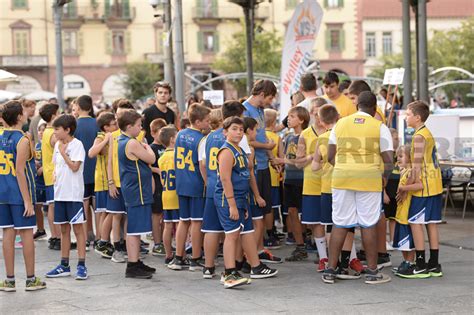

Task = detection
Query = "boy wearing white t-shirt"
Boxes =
[46,115,88,280]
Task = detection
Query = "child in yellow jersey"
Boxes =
[322,72,356,118]
[88,112,117,259]
[157,126,179,264]
[39,103,61,249]
[401,101,444,278]
[392,145,422,276]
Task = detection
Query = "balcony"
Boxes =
[192,5,270,21]
[145,53,164,64]
[0,55,48,68]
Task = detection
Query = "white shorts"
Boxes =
[332,189,381,228]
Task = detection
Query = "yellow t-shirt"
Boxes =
[395,168,412,225]
[324,94,357,118]
[94,132,108,192]
[41,126,55,186]
[332,114,383,192]
[158,149,179,210]
[265,130,281,187]
[301,126,321,195]
[112,129,145,188]
[318,130,333,194]
[410,125,443,197]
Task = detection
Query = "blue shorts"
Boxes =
[201,198,224,233]
[408,194,442,224]
[281,205,288,215]
[392,222,414,251]
[271,186,281,208]
[54,201,85,225]
[320,193,333,225]
[95,191,108,213]
[106,188,127,214]
[36,188,46,204]
[127,205,152,235]
[45,185,54,204]
[84,183,95,199]
[178,196,205,221]
[301,195,322,225]
[163,209,180,223]
[251,204,263,220]
[216,206,254,234]
[0,204,36,229]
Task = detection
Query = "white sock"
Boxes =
[315,237,327,260]
[350,242,357,261]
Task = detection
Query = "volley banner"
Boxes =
[279,0,323,120]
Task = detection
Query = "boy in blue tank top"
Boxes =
[117,110,156,279]
[0,100,46,292]
[33,121,47,240]
[168,104,211,271]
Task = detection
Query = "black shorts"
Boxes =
[383,197,397,220]
[152,193,163,214]
[257,168,272,215]
[84,183,95,199]
[283,184,303,209]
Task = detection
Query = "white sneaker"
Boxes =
[111,250,125,263]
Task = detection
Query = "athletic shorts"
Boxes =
[152,193,163,215]
[284,184,303,209]
[163,209,180,223]
[408,194,442,224]
[0,204,36,229]
[201,197,224,233]
[251,203,263,220]
[332,189,382,228]
[178,196,205,221]
[36,188,46,204]
[106,188,127,214]
[257,168,272,215]
[127,204,152,235]
[45,185,54,204]
[95,191,108,213]
[392,223,414,251]
[83,183,95,199]
[216,206,254,234]
[271,186,281,208]
[383,196,397,220]
[301,195,322,225]
[54,201,86,225]
[320,193,333,225]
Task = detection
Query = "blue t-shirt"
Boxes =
[243,101,268,170]
[204,128,225,199]
[75,116,98,185]
[35,141,45,190]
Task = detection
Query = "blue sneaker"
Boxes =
[76,265,88,280]
[46,264,71,278]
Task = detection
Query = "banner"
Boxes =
[279,0,323,120]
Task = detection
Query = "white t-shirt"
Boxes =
[329,111,394,152]
[296,97,317,111]
[53,138,85,202]
[198,134,251,161]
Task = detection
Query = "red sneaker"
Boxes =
[349,258,364,273]
[317,258,328,272]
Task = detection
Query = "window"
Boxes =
[13,30,29,55]
[286,0,299,9]
[112,31,125,54]
[198,31,219,53]
[325,0,343,8]
[365,32,376,58]
[62,2,77,18]
[197,0,217,18]
[325,26,344,52]
[382,32,392,55]
[63,30,78,55]
[12,0,28,9]
[105,30,130,55]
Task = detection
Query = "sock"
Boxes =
[114,242,121,251]
[235,260,243,271]
[6,275,15,282]
[60,257,69,267]
[416,250,426,269]
[78,259,86,267]
[175,255,183,261]
[27,275,35,281]
[251,263,264,272]
[224,268,236,275]
[315,237,327,260]
[258,250,265,255]
[266,229,273,239]
[296,244,305,249]
[350,243,357,261]
[288,232,294,239]
[378,252,389,258]
[127,261,139,267]
[428,249,439,266]
[340,250,351,269]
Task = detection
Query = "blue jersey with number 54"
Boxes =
[174,128,205,197]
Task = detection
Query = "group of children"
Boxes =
[0,76,443,292]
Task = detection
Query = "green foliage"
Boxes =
[213,28,282,95]
[122,62,162,101]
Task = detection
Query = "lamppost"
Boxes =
[53,0,70,110]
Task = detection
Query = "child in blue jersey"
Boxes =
[168,104,211,271]
[216,117,277,289]
[117,110,156,279]
[46,115,88,281]
[0,101,46,292]
[33,121,48,240]
[74,95,99,249]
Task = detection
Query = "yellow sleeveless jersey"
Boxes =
[376,107,387,124]
[112,129,145,187]
[265,130,281,187]
[332,113,383,192]
[41,126,55,186]
[94,132,108,192]
[158,149,179,210]
[324,94,357,118]
[395,168,412,225]
[410,125,443,197]
[318,130,333,194]
[301,126,321,195]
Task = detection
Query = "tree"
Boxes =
[213,28,282,95]
[122,62,162,101]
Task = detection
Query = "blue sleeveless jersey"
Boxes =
[174,128,205,197]
[214,142,250,209]
[0,129,36,205]
[205,128,225,199]
[75,117,98,185]
[248,154,258,206]
[118,134,153,207]
[34,141,45,190]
